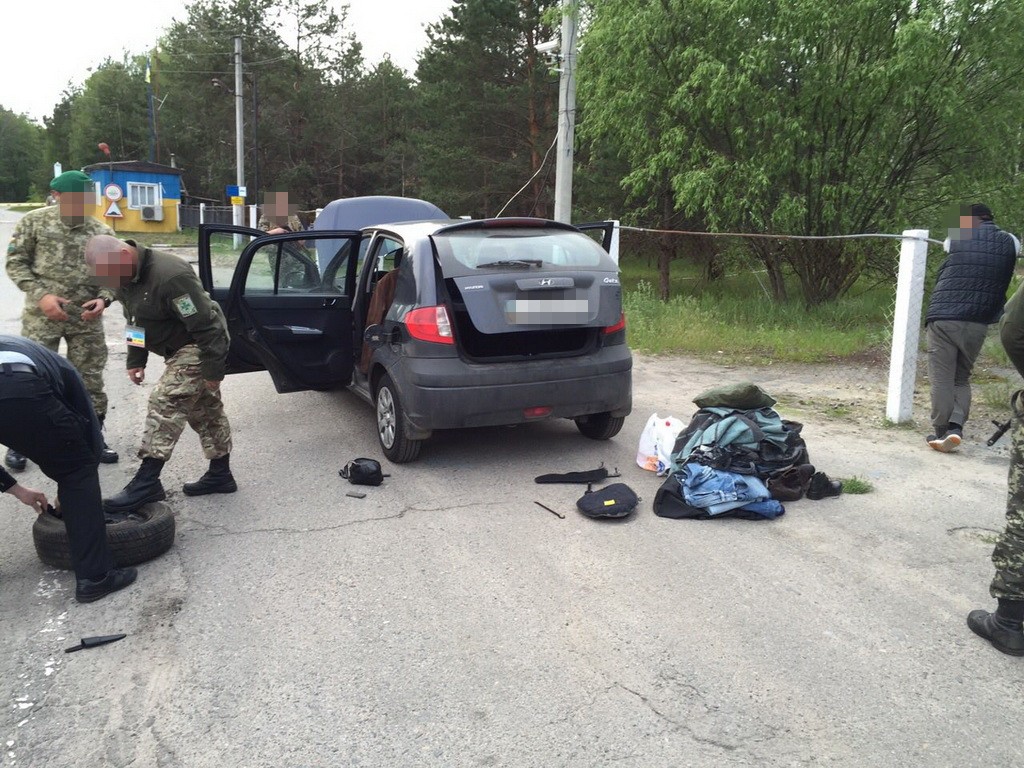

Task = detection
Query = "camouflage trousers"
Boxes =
[22,309,108,418]
[991,390,1024,599]
[139,345,232,462]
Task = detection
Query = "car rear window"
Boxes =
[431,228,616,277]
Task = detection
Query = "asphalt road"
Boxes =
[1,208,1022,767]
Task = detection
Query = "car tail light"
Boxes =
[602,312,626,334]
[404,305,455,344]
[523,406,553,419]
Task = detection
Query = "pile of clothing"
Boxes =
[653,382,816,520]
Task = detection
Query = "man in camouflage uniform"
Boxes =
[4,170,118,470]
[84,234,236,512]
[968,281,1024,655]
[257,190,304,234]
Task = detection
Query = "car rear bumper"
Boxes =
[392,346,633,437]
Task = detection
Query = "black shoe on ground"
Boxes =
[183,454,237,496]
[103,457,166,513]
[97,416,118,463]
[807,471,843,500]
[967,609,1024,656]
[75,567,137,603]
[4,448,26,471]
[99,442,119,464]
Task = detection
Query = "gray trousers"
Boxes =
[926,319,989,432]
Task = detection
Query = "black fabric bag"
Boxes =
[653,473,779,521]
[339,458,384,486]
[653,474,707,519]
[576,483,639,519]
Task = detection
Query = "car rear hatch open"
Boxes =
[431,221,623,361]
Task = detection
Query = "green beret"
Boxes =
[50,170,93,193]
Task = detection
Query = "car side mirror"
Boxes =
[363,324,392,347]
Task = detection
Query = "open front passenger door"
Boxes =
[197,225,362,393]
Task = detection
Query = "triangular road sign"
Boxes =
[104,201,123,218]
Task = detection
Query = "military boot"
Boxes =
[97,415,118,464]
[967,609,1024,656]
[182,454,238,496]
[103,457,166,513]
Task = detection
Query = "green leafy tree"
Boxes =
[68,59,150,168]
[155,0,366,208]
[0,106,45,201]
[42,88,78,176]
[579,0,1024,304]
[412,0,560,218]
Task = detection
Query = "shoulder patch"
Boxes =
[173,294,199,318]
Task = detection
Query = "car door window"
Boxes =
[208,231,259,290]
[244,237,355,296]
[376,238,403,271]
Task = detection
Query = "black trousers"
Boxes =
[0,370,113,580]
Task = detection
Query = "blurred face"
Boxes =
[88,245,136,288]
[264,190,297,225]
[55,190,88,224]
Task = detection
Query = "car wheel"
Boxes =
[375,374,422,463]
[575,412,626,440]
[32,502,176,571]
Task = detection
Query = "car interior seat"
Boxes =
[360,248,404,374]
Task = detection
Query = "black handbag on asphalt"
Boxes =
[576,483,639,519]
[339,458,385,486]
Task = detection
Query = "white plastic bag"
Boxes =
[637,413,685,473]
[637,413,661,471]
[653,416,685,475]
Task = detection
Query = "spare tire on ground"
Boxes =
[33,502,175,570]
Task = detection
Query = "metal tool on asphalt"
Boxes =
[64,634,127,653]
[533,501,565,519]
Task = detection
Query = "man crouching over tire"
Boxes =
[85,235,237,513]
[0,335,136,602]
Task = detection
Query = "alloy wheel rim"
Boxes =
[377,387,396,448]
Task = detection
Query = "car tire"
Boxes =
[32,502,176,571]
[575,412,626,440]
[375,373,422,463]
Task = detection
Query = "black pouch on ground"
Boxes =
[576,483,638,518]
[535,465,613,484]
[339,458,385,486]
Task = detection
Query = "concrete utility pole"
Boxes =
[233,35,245,228]
[552,2,577,224]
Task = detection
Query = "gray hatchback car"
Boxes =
[198,196,632,462]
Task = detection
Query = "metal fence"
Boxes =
[178,204,321,229]
[178,205,246,228]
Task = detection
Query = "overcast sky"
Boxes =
[2,0,454,123]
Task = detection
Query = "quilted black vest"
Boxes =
[925,222,1018,325]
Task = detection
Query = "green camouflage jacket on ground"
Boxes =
[115,244,230,381]
[5,206,115,306]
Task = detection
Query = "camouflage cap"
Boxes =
[50,170,93,193]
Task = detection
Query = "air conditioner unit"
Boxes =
[141,205,164,222]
